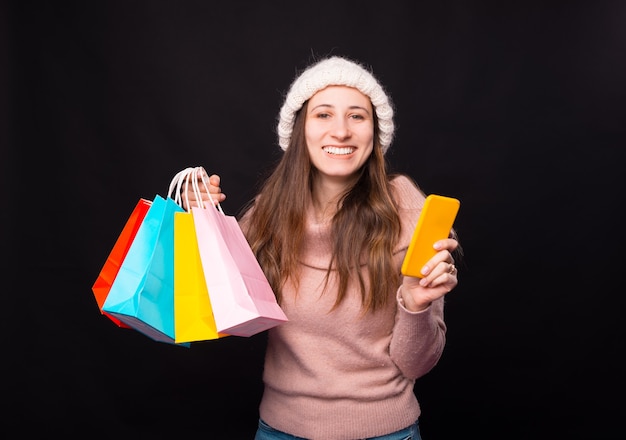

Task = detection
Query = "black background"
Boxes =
[3,1,625,438]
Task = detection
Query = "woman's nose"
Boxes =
[330,118,351,139]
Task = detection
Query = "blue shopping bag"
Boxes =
[103,194,187,346]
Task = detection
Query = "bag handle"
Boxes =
[168,166,224,215]
[167,167,194,207]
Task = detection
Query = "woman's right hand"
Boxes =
[181,169,226,210]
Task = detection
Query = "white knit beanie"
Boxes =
[277,56,395,154]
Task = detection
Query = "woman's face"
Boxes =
[305,85,375,182]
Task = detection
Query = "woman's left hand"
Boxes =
[400,238,459,312]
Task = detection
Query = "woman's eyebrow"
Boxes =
[310,103,371,114]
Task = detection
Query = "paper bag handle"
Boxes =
[168,166,225,215]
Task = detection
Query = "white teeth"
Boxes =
[323,146,354,155]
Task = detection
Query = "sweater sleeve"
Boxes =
[390,293,447,380]
[387,174,447,380]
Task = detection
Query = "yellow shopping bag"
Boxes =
[174,210,228,343]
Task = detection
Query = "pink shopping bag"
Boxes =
[181,167,288,337]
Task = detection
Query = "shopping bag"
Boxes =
[169,167,227,343]
[102,194,187,346]
[173,210,228,343]
[92,198,152,328]
[184,167,288,337]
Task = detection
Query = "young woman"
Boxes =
[183,56,460,440]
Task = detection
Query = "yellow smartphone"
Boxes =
[401,194,460,278]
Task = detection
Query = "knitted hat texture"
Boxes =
[277,56,394,153]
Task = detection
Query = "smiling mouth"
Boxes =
[323,146,354,155]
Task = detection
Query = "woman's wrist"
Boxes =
[398,285,431,313]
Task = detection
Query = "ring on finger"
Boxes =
[449,264,457,274]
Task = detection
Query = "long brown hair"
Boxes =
[241,101,402,313]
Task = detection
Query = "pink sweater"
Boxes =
[254,175,447,440]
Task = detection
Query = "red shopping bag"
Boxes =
[92,198,152,328]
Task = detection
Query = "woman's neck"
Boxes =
[310,175,354,223]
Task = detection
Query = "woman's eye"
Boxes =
[350,114,365,120]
